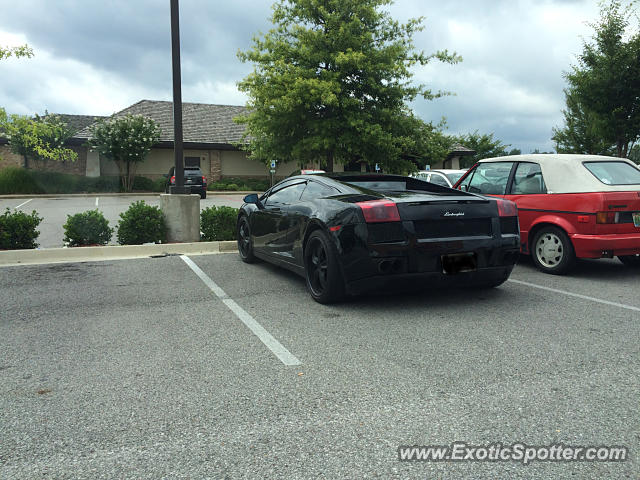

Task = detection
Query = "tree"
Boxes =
[507,148,521,156]
[453,131,510,167]
[554,0,640,157]
[552,88,616,155]
[236,0,460,172]
[88,114,160,192]
[0,112,78,168]
[0,44,33,60]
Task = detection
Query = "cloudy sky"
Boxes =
[0,0,602,152]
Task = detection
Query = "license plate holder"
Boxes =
[441,252,477,275]
[633,212,640,228]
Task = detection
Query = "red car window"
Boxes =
[511,163,547,195]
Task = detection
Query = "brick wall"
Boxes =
[0,145,25,169]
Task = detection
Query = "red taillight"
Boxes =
[356,199,401,223]
[496,198,518,217]
[202,176,207,183]
[596,211,619,224]
[170,175,176,184]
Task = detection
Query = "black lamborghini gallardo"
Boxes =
[237,174,520,303]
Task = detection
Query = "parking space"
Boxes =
[0,194,246,248]
[1,253,638,478]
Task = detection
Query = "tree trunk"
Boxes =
[326,150,334,173]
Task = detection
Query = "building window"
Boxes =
[185,156,200,168]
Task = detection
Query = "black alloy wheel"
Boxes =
[304,230,345,304]
[237,216,256,263]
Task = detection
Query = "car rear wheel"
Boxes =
[237,216,256,263]
[531,226,575,275]
[304,230,345,304]
[618,254,640,267]
[200,191,207,199]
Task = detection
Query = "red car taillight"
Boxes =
[356,199,401,223]
[202,176,207,184]
[496,198,518,217]
[596,211,619,224]
[170,175,176,184]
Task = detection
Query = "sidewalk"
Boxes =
[0,241,238,267]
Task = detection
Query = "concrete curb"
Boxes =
[0,241,238,267]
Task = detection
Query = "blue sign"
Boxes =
[270,160,277,169]
[375,163,380,172]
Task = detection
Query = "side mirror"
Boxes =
[243,193,259,204]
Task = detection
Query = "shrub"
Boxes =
[132,176,154,191]
[63,209,113,246]
[0,208,42,249]
[0,167,43,194]
[117,200,166,245]
[201,206,238,241]
[152,177,167,192]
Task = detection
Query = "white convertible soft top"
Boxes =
[478,154,640,194]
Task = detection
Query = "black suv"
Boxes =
[165,166,207,199]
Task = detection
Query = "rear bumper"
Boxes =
[338,228,520,295]
[345,265,515,296]
[570,232,640,258]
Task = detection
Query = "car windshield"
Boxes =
[583,161,640,185]
[444,172,465,184]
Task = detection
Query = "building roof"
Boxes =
[54,114,106,134]
[446,143,475,159]
[73,100,248,146]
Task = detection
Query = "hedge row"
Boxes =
[0,167,268,194]
[0,202,239,249]
[0,167,166,194]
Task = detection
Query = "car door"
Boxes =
[250,180,307,258]
[504,161,549,249]
[457,162,516,197]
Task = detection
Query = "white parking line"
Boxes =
[180,255,302,366]
[509,278,640,313]
[95,197,99,207]
[15,199,32,210]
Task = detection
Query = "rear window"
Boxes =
[583,161,640,185]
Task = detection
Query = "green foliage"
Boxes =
[201,206,238,241]
[209,177,270,191]
[117,201,166,245]
[0,112,78,167]
[0,44,33,60]
[452,131,510,167]
[236,0,461,173]
[554,0,640,157]
[152,177,167,192]
[628,144,640,164]
[88,114,161,192]
[0,208,42,249]
[132,176,154,191]
[0,167,44,194]
[63,209,113,246]
[552,89,616,155]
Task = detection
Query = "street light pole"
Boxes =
[170,0,189,194]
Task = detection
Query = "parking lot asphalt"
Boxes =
[1,254,638,479]
[0,194,246,248]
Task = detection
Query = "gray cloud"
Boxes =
[0,0,603,152]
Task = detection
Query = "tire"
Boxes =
[200,190,207,199]
[237,216,256,263]
[531,226,575,275]
[304,230,345,304]
[618,254,640,267]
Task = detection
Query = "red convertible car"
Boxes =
[454,154,640,274]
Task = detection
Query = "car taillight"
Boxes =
[356,199,401,223]
[202,176,207,184]
[596,211,619,224]
[496,198,518,217]
[170,175,175,184]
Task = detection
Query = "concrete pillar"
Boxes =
[160,194,201,243]
[86,150,100,177]
[210,150,222,181]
